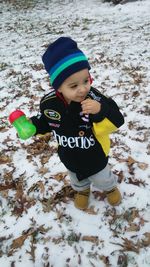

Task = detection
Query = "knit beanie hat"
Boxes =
[42,37,91,90]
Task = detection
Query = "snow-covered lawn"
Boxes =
[0,0,150,266]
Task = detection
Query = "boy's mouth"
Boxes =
[78,96,86,101]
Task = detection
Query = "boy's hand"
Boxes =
[81,99,101,115]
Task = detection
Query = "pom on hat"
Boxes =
[42,37,91,90]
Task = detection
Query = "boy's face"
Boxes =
[58,69,91,104]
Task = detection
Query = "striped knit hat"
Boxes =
[42,37,91,90]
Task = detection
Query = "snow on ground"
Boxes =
[0,0,150,266]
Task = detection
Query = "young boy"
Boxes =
[31,37,124,210]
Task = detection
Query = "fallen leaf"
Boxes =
[82,235,99,245]
[127,177,146,187]
[40,155,50,164]
[117,253,128,267]
[142,232,150,247]
[137,162,148,170]
[28,181,45,195]
[38,167,48,175]
[52,237,64,244]
[124,208,139,223]
[93,190,106,201]
[126,223,140,232]
[53,172,68,181]
[26,241,36,263]
[9,226,49,255]
[127,156,137,166]
[117,171,124,184]
[3,169,15,182]
[0,155,11,164]
[139,217,148,226]
[118,156,148,171]
[42,198,53,212]
[85,206,98,215]
[112,237,140,253]
[0,127,9,133]
[0,182,16,191]
[99,255,110,267]
[36,181,45,194]
[10,234,29,250]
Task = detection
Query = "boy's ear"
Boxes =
[89,75,93,84]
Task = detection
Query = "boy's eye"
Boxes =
[70,84,77,89]
[84,79,89,84]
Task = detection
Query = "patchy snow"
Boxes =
[0,0,150,266]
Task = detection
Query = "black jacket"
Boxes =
[31,87,124,180]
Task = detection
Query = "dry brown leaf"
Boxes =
[36,132,52,142]
[127,177,146,187]
[117,170,124,184]
[82,235,99,245]
[117,253,128,267]
[24,139,56,156]
[113,237,141,253]
[118,156,136,166]
[28,181,45,194]
[36,181,45,194]
[13,179,36,216]
[42,198,53,212]
[3,169,15,182]
[40,155,50,164]
[63,178,70,186]
[127,156,137,166]
[0,189,9,198]
[85,206,98,215]
[118,156,148,171]
[38,167,48,175]
[142,232,150,247]
[124,208,139,223]
[55,208,64,221]
[15,181,24,200]
[41,185,75,211]
[137,162,149,170]
[93,190,106,201]
[53,185,75,201]
[126,223,140,232]
[52,237,64,244]
[24,198,36,210]
[10,231,34,253]
[0,182,16,191]
[53,172,68,181]
[30,63,44,71]
[9,226,49,255]
[11,235,27,249]
[139,217,148,226]
[99,255,110,267]
[0,155,11,164]
[0,127,8,133]
[26,240,36,263]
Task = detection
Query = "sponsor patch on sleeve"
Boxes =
[44,109,61,121]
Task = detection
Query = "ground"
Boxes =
[0,0,150,266]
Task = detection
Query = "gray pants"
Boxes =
[68,164,117,192]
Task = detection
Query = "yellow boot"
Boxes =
[74,188,90,210]
[106,187,122,206]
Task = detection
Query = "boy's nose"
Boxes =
[78,85,87,93]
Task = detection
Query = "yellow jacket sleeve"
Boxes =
[92,118,118,156]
